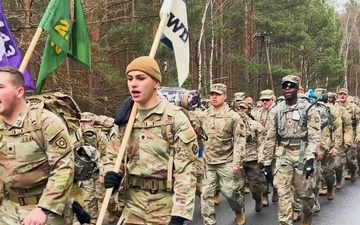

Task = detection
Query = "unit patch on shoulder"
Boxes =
[55,137,67,149]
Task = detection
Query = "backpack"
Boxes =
[313,102,331,130]
[26,92,83,150]
[93,115,117,140]
[157,87,201,111]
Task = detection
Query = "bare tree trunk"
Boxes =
[209,0,215,87]
[198,0,211,90]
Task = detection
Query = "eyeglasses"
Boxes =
[282,82,297,89]
[261,99,271,102]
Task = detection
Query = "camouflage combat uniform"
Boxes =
[115,99,198,225]
[262,98,321,225]
[197,103,247,225]
[76,119,115,224]
[336,101,360,174]
[242,114,267,201]
[0,103,74,224]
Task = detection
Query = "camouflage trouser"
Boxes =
[345,146,358,173]
[322,152,342,187]
[274,149,316,225]
[117,188,172,225]
[242,161,267,200]
[333,148,345,182]
[0,198,73,225]
[196,157,205,196]
[201,162,245,225]
[80,179,98,224]
[293,160,321,213]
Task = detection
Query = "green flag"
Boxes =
[67,0,91,69]
[36,0,71,94]
[36,0,91,94]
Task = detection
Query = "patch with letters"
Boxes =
[55,137,67,149]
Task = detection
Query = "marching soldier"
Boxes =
[105,56,198,225]
[262,75,321,225]
[198,84,247,225]
[0,67,74,224]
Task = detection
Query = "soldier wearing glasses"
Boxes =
[252,89,278,206]
[261,75,321,225]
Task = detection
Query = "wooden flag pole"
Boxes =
[95,11,171,225]
[19,27,43,73]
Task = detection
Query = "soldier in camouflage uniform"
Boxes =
[336,88,360,182]
[237,98,267,213]
[262,75,321,225]
[75,112,116,224]
[308,88,342,213]
[251,89,278,206]
[0,67,74,225]
[197,84,247,225]
[104,56,198,225]
[328,92,353,189]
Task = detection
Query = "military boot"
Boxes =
[235,209,246,225]
[272,188,278,202]
[262,193,269,207]
[292,211,301,222]
[327,188,335,201]
[314,199,321,213]
[350,171,357,182]
[335,180,343,190]
[300,214,313,225]
[319,187,327,196]
[214,192,220,205]
[345,171,351,180]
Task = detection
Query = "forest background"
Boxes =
[5,0,360,116]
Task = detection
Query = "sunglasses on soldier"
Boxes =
[282,82,297,89]
[261,99,271,102]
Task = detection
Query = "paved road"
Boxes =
[189,179,360,225]
[105,179,360,225]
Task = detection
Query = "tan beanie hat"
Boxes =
[126,56,161,83]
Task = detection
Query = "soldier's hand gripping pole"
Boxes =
[96,1,174,224]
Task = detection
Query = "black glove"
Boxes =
[114,96,134,126]
[104,171,122,190]
[304,158,314,179]
[168,216,186,225]
[258,162,264,170]
[72,201,91,224]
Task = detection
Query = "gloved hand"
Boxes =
[168,216,186,225]
[72,201,91,224]
[114,96,134,126]
[104,171,122,190]
[258,162,264,170]
[304,158,314,179]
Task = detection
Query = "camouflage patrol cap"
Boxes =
[327,92,337,98]
[234,92,245,101]
[276,95,285,103]
[338,88,348,95]
[298,93,310,102]
[210,83,227,94]
[238,97,253,109]
[281,75,301,85]
[260,89,274,100]
[81,112,96,122]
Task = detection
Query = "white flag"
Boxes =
[160,0,189,87]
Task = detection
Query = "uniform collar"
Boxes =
[135,99,168,121]
[208,103,230,116]
[0,104,30,130]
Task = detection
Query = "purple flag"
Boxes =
[0,2,35,90]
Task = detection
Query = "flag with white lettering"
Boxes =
[160,0,189,87]
[0,2,35,90]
